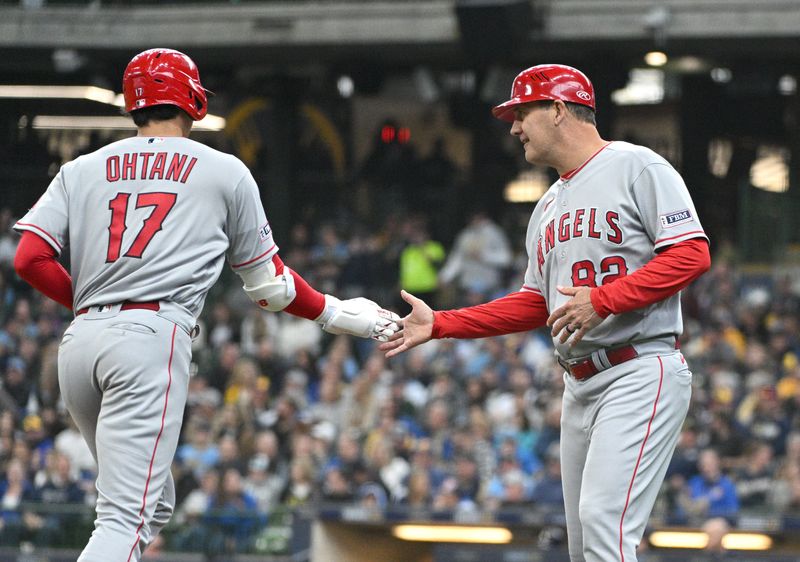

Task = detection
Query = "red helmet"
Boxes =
[492,64,595,122]
[123,48,208,121]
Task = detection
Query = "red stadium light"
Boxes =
[398,127,411,144]
[381,125,396,143]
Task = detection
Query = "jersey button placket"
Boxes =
[558,186,567,260]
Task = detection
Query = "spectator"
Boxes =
[683,449,739,524]
[174,469,219,528]
[530,443,564,508]
[243,454,285,513]
[2,356,30,414]
[438,211,512,303]
[176,418,220,482]
[702,516,730,553]
[215,434,247,476]
[320,467,353,502]
[28,451,85,546]
[281,457,316,507]
[403,468,433,511]
[734,441,775,511]
[397,216,445,311]
[203,468,264,554]
[0,457,35,546]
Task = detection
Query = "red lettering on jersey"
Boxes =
[558,212,571,242]
[573,208,585,238]
[139,152,154,178]
[106,156,120,182]
[544,220,555,253]
[122,152,138,180]
[587,208,602,239]
[165,153,187,182]
[180,157,198,184]
[537,237,545,275]
[606,211,622,244]
[149,152,167,180]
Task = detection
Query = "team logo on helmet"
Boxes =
[576,91,592,101]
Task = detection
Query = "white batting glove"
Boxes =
[315,295,401,342]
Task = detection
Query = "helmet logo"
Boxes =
[136,99,146,108]
[576,91,592,101]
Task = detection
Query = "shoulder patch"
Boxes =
[258,222,272,242]
[660,209,692,228]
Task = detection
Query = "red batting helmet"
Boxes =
[492,64,595,122]
[123,48,209,121]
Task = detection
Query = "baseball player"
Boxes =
[381,64,711,562]
[12,48,399,562]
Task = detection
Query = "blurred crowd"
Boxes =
[0,202,799,555]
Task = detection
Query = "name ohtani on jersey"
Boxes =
[106,152,198,184]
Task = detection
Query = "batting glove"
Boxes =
[315,295,401,342]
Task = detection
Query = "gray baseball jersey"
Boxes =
[14,135,278,561]
[15,136,278,331]
[519,141,706,562]
[521,141,707,360]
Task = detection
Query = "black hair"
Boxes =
[130,105,188,127]
[565,102,596,126]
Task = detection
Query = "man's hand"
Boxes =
[316,295,400,342]
[379,290,434,358]
[546,286,603,346]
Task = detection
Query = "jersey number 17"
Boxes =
[106,192,177,263]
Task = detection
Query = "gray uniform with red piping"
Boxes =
[521,140,705,561]
[14,135,276,561]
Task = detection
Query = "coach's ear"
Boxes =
[552,100,568,126]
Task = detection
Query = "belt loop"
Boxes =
[592,349,612,371]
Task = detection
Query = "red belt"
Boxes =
[76,301,160,316]
[558,338,680,381]
[558,345,639,381]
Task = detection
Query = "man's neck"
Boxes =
[554,126,608,177]
[137,119,190,138]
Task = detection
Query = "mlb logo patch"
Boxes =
[258,222,272,242]
[660,209,692,228]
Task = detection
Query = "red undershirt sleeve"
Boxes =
[271,254,326,320]
[432,290,549,339]
[13,231,73,310]
[590,237,711,318]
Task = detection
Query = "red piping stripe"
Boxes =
[618,356,664,562]
[654,230,706,245]
[521,285,542,295]
[15,222,62,251]
[560,142,612,180]
[126,324,176,562]
[231,244,276,268]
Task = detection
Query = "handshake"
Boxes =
[315,294,401,342]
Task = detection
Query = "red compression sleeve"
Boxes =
[13,231,73,310]
[271,254,326,320]
[590,238,711,318]
[432,290,549,339]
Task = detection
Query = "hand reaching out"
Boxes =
[379,290,434,358]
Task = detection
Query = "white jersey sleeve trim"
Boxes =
[654,229,708,250]
[230,243,277,269]
[13,222,63,254]
[520,285,542,295]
